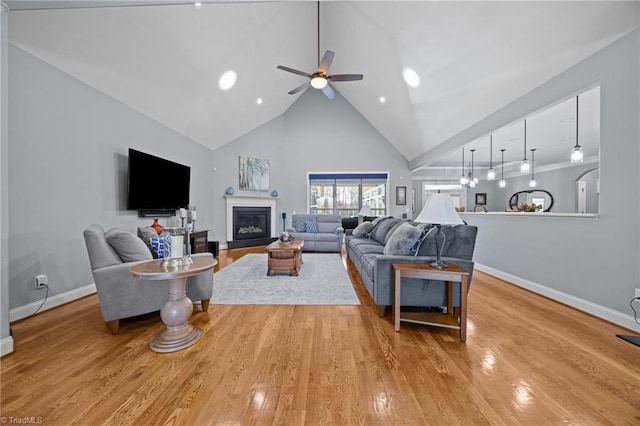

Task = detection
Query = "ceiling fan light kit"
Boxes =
[276,2,363,99]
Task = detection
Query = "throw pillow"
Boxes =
[105,228,153,262]
[352,222,374,238]
[304,220,319,233]
[138,226,160,259]
[149,233,172,258]
[383,222,422,256]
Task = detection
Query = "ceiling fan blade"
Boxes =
[277,65,312,78]
[321,84,335,100]
[318,50,335,73]
[329,74,364,82]
[288,82,309,95]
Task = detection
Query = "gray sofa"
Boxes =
[346,217,477,316]
[83,224,213,334]
[286,214,344,252]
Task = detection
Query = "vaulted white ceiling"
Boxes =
[6,0,640,174]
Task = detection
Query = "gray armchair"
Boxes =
[83,224,213,334]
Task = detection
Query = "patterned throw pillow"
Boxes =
[149,233,172,258]
[304,220,319,233]
[138,226,160,259]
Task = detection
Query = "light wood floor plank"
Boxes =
[1,245,639,425]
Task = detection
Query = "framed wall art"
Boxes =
[396,186,406,205]
[239,156,270,191]
[475,193,487,205]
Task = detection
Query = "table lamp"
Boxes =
[414,193,464,269]
[358,205,373,224]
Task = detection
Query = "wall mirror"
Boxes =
[509,190,554,212]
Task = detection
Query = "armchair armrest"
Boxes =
[335,227,344,235]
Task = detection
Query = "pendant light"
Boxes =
[570,95,584,163]
[499,149,506,188]
[520,119,529,173]
[459,148,469,186]
[487,135,496,180]
[469,149,477,188]
[529,148,537,187]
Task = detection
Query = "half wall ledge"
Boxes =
[459,212,598,219]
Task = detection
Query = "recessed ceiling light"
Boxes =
[402,68,420,88]
[379,96,386,104]
[194,2,202,8]
[218,70,237,91]
[256,98,263,105]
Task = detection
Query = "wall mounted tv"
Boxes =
[127,148,190,215]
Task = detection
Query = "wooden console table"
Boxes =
[392,262,469,342]
[130,256,216,353]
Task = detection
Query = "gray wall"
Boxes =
[209,88,412,244]
[7,46,215,310]
[1,7,10,349]
[460,29,640,325]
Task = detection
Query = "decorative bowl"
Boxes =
[279,231,294,245]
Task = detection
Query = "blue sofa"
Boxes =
[346,217,477,316]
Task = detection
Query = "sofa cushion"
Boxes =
[105,228,153,262]
[304,220,319,233]
[292,214,315,232]
[370,217,403,245]
[383,222,422,256]
[352,222,374,238]
[383,219,409,245]
[416,225,455,257]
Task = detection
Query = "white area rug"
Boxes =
[212,253,360,305]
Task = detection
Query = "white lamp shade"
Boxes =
[358,205,373,216]
[415,193,464,225]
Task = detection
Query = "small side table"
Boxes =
[392,262,469,342]
[131,257,217,353]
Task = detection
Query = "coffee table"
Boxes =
[265,240,304,276]
[130,256,216,353]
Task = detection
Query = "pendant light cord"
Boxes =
[523,120,528,160]
[489,136,493,168]
[575,96,579,148]
[317,1,320,67]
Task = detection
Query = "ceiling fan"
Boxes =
[276,2,363,100]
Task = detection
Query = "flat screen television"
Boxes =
[127,148,190,213]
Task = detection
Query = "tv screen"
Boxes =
[127,148,190,211]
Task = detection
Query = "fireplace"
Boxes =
[225,195,278,248]
[233,207,270,241]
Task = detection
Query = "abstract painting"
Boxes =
[239,156,270,191]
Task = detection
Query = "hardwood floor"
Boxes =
[2,246,639,425]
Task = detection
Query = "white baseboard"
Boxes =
[1,335,14,357]
[10,283,96,323]
[475,263,640,333]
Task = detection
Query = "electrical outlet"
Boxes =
[34,274,48,289]
[635,288,640,299]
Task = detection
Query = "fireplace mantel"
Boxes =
[225,195,277,242]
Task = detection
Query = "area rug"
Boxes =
[212,253,360,305]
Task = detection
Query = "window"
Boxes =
[309,173,387,217]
